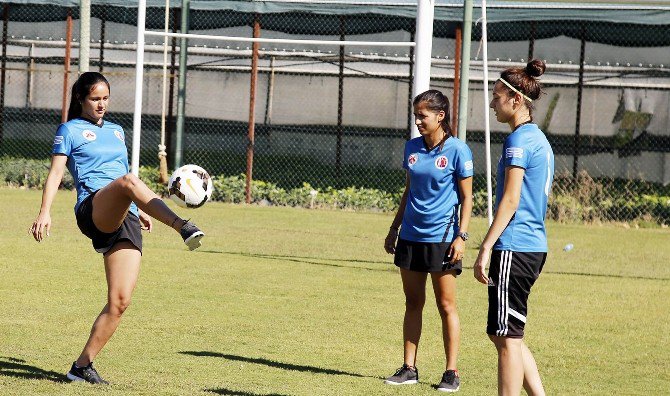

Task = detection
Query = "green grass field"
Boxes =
[1,188,668,395]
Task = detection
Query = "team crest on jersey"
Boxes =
[82,130,97,141]
[435,155,448,169]
[114,130,124,141]
[408,153,418,167]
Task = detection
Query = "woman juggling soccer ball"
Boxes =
[473,59,554,396]
[30,72,204,384]
[384,90,474,392]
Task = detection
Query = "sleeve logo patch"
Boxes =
[506,147,523,158]
[53,136,64,145]
[114,130,124,141]
[435,155,448,169]
[408,153,418,167]
[464,160,473,170]
[82,130,97,141]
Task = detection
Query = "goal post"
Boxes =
[130,1,433,176]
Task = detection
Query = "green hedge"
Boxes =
[2,156,669,225]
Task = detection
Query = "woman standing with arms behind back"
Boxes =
[474,59,554,395]
[30,72,204,384]
[384,90,474,392]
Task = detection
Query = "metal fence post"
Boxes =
[452,25,461,137]
[62,9,73,123]
[336,15,345,178]
[245,14,260,204]
[0,4,8,147]
[573,22,586,180]
[457,0,473,142]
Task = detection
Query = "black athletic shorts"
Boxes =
[394,238,462,274]
[487,250,546,338]
[75,191,143,255]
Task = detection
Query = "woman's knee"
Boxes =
[108,294,132,316]
[119,173,142,191]
[405,293,426,311]
[435,297,457,317]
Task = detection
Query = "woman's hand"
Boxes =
[473,247,491,285]
[448,237,465,263]
[384,228,398,254]
[138,210,153,232]
[30,211,52,242]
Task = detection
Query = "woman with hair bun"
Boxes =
[473,59,554,395]
[384,89,474,392]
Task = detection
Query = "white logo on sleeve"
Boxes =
[53,136,64,145]
[506,147,523,158]
[82,130,97,141]
[464,160,473,171]
[114,130,124,142]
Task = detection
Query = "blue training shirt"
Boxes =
[399,136,474,243]
[494,123,554,252]
[52,118,138,216]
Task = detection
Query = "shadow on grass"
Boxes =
[202,250,669,281]
[200,250,394,272]
[205,388,289,396]
[0,356,67,382]
[180,351,367,378]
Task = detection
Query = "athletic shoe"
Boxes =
[384,364,418,385]
[180,220,204,250]
[66,362,109,385]
[437,370,460,392]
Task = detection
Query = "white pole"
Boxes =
[144,31,415,47]
[79,0,90,73]
[481,0,493,225]
[131,0,147,175]
[411,0,435,138]
[159,0,169,161]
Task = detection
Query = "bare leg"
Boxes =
[92,173,184,233]
[400,268,428,367]
[490,335,524,396]
[75,242,141,366]
[521,342,545,396]
[430,270,460,371]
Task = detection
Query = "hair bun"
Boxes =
[526,59,546,78]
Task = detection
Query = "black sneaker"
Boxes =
[180,220,204,250]
[437,370,460,392]
[384,364,418,385]
[66,362,109,385]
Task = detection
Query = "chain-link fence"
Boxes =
[1,2,669,223]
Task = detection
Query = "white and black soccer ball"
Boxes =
[168,164,213,208]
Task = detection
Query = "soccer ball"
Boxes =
[168,164,213,208]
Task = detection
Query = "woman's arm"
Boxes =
[448,176,473,263]
[384,172,410,254]
[30,155,67,242]
[473,166,524,284]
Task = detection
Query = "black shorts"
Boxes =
[75,191,143,255]
[394,238,462,274]
[487,250,546,338]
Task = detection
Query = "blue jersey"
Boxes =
[400,136,474,243]
[52,118,138,216]
[494,123,554,252]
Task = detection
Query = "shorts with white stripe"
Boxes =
[486,250,547,338]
